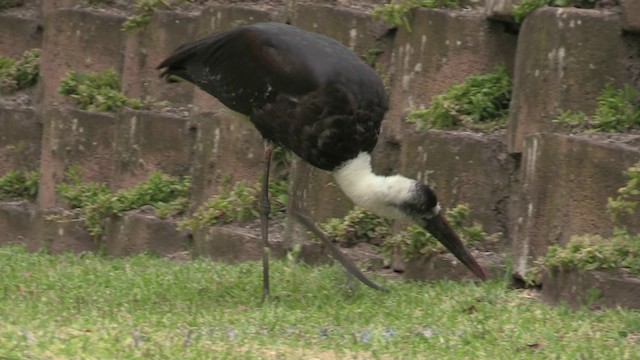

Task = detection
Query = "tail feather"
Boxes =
[157,31,235,83]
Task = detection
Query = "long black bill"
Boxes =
[423,214,488,281]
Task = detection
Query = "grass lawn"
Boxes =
[1,245,639,359]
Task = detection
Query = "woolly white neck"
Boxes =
[332,152,416,221]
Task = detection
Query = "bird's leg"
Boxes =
[261,144,273,301]
[290,210,388,292]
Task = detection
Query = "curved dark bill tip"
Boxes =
[423,214,488,281]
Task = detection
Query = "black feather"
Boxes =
[158,22,387,170]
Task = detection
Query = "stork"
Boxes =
[158,22,487,298]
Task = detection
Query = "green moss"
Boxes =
[407,67,511,132]
[0,170,38,200]
[0,49,40,94]
[59,69,142,112]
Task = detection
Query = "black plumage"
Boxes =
[158,22,487,298]
[158,22,387,171]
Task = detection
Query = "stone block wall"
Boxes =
[0,0,639,292]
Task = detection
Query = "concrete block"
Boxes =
[542,270,640,309]
[284,157,353,247]
[122,10,200,106]
[512,133,640,277]
[405,251,504,281]
[189,111,264,208]
[113,109,194,189]
[0,107,41,174]
[385,8,517,139]
[0,12,42,59]
[400,130,515,237]
[290,2,390,56]
[507,8,632,153]
[622,0,640,32]
[35,208,98,254]
[38,108,117,208]
[193,223,286,263]
[485,0,519,22]
[0,201,37,249]
[104,210,190,256]
[39,8,127,105]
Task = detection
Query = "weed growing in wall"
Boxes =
[553,84,640,133]
[317,204,493,261]
[406,67,511,132]
[59,69,143,112]
[384,204,492,260]
[0,49,40,94]
[122,0,199,32]
[319,207,393,247]
[55,167,191,238]
[0,170,39,200]
[373,0,462,31]
[608,163,640,223]
[539,163,640,276]
[512,0,596,23]
[179,178,289,231]
[543,232,640,274]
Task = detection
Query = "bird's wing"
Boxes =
[157,25,320,116]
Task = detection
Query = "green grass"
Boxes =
[1,245,639,359]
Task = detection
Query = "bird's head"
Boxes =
[399,182,487,281]
[333,152,487,281]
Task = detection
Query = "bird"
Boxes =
[158,22,487,298]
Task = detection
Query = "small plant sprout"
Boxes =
[406,67,511,132]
